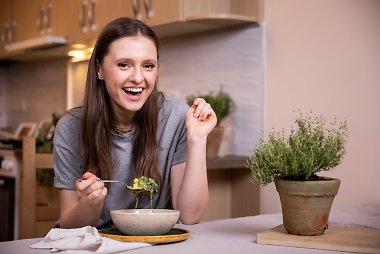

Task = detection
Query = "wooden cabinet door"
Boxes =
[66,0,136,44]
[93,0,135,34]
[63,0,89,43]
[11,0,42,42]
[182,0,261,20]
[140,0,180,27]
[45,0,70,37]
[0,0,12,57]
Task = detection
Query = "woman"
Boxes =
[53,17,217,229]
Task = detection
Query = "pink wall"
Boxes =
[262,0,380,213]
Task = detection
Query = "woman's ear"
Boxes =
[97,69,104,80]
[96,62,104,80]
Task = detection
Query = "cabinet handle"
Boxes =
[2,23,9,44]
[132,0,142,20]
[8,22,14,43]
[1,28,6,45]
[143,0,154,19]
[37,6,45,35]
[88,0,97,32]
[79,0,88,33]
[45,3,52,34]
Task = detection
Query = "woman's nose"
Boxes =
[130,68,143,84]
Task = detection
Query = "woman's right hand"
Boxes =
[59,172,107,228]
[76,172,107,204]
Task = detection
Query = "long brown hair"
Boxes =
[81,17,162,186]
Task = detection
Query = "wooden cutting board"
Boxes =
[257,224,380,254]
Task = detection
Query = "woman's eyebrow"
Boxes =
[115,58,157,63]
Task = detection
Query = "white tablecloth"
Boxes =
[1,204,379,254]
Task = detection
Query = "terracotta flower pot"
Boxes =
[206,126,224,157]
[275,177,341,236]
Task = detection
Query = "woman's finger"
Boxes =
[76,176,97,191]
[199,103,214,121]
[84,181,105,196]
[192,98,207,118]
[87,187,107,202]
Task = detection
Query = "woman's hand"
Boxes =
[76,172,107,204]
[59,172,107,228]
[186,98,217,140]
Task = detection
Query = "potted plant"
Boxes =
[247,112,348,236]
[187,88,233,157]
[36,168,58,205]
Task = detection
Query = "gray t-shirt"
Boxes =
[53,96,188,228]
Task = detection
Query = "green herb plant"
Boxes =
[36,168,55,186]
[247,113,348,185]
[186,88,233,126]
[130,176,158,209]
[36,113,61,153]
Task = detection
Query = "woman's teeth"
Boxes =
[123,87,142,94]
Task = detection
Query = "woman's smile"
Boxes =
[122,87,145,101]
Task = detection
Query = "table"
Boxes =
[1,204,379,254]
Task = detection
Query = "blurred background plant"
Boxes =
[36,113,60,153]
[186,87,233,125]
[36,168,55,187]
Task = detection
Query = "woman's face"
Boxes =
[98,35,158,121]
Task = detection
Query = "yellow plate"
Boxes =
[99,227,189,244]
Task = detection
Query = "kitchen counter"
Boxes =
[1,204,379,254]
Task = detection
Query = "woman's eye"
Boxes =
[118,62,130,68]
[143,63,156,70]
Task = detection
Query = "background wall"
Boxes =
[1,58,67,130]
[262,0,380,213]
[159,25,263,156]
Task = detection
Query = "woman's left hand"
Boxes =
[186,98,217,139]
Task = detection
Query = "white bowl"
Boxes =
[110,209,180,236]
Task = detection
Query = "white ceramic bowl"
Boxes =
[110,209,180,236]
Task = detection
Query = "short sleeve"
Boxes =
[53,110,83,190]
[171,115,187,166]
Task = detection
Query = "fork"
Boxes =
[99,180,143,192]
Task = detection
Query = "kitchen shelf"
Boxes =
[207,155,248,170]
[19,137,57,239]
[202,155,259,222]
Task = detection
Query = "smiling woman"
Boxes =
[53,17,217,229]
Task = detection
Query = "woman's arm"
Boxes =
[59,172,107,228]
[171,98,217,224]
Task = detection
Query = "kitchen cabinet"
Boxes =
[11,0,68,40]
[66,0,135,44]
[10,0,41,43]
[57,0,262,44]
[0,0,12,57]
[1,0,261,60]
[133,0,180,27]
[144,0,262,38]
[0,0,69,56]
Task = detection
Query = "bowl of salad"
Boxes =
[110,176,180,236]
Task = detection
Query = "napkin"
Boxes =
[30,226,151,254]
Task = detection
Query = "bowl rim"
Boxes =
[111,208,180,215]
